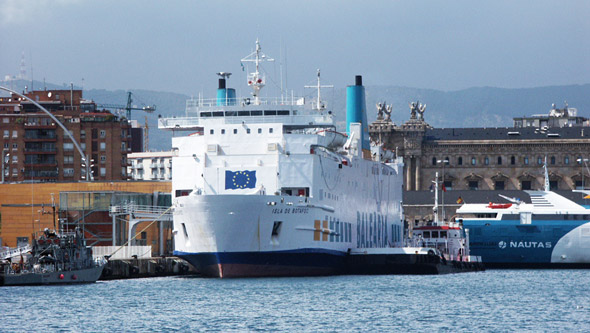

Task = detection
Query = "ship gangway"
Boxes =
[109,203,172,256]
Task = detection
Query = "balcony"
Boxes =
[24,147,57,154]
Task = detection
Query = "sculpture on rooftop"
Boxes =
[409,101,426,120]
[376,102,393,121]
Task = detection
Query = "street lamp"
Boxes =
[577,158,589,190]
[1,151,9,183]
[437,159,449,221]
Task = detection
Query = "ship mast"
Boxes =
[304,69,333,111]
[241,39,274,105]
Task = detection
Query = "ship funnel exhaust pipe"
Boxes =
[346,75,371,158]
[218,78,226,89]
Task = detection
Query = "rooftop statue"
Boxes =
[409,101,426,120]
[376,102,393,121]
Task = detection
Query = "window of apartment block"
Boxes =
[497,156,502,165]
[495,181,505,190]
[63,143,74,151]
[63,168,74,177]
[92,129,98,139]
[524,157,529,165]
[537,157,543,165]
[100,167,106,177]
[11,143,17,150]
[565,156,570,165]
[121,167,126,177]
[81,143,86,151]
[64,155,74,164]
[3,118,8,123]
[11,168,17,176]
[468,181,479,190]
[550,156,556,165]
[3,130,8,138]
[11,155,17,163]
[471,157,476,165]
[100,155,106,163]
[484,157,489,165]
[12,130,17,138]
[80,130,86,138]
[100,142,106,151]
[511,156,516,165]
[121,142,126,151]
[458,157,463,165]
[100,130,106,138]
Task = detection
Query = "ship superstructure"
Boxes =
[159,41,404,277]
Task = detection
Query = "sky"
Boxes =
[1,0,589,97]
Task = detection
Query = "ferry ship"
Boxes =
[456,162,590,267]
[159,41,404,277]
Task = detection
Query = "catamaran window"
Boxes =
[233,129,237,134]
[175,189,192,197]
[264,110,277,116]
[277,110,289,115]
[423,231,431,238]
[251,110,263,116]
[258,128,262,134]
[440,231,447,238]
[210,129,214,134]
[221,129,225,134]
[238,111,250,116]
[200,112,212,117]
[269,128,273,134]
[431,231,439,238]
[247,128,251,134]
[225,111,237,117]
[212,111,224,117]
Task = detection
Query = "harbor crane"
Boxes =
[97,91,156,120]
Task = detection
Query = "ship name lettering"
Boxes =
[508,241,552,248]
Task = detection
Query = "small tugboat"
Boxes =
[406,172,484,273]
[0,228,106,286]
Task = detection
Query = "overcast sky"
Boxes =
[1,0,589,96]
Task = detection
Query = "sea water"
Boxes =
[1,270,589,331]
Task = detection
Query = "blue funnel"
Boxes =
[346,75,370,153]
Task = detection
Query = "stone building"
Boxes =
[0,89,134,182]
[370,102,590,192]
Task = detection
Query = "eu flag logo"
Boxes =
[225,170,257,189]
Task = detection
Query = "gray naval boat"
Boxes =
[0,228,106,286]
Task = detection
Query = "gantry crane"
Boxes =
[98,91,156,120]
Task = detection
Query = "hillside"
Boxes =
[2,79,589,151]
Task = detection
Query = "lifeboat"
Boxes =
[487,202,512,209]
